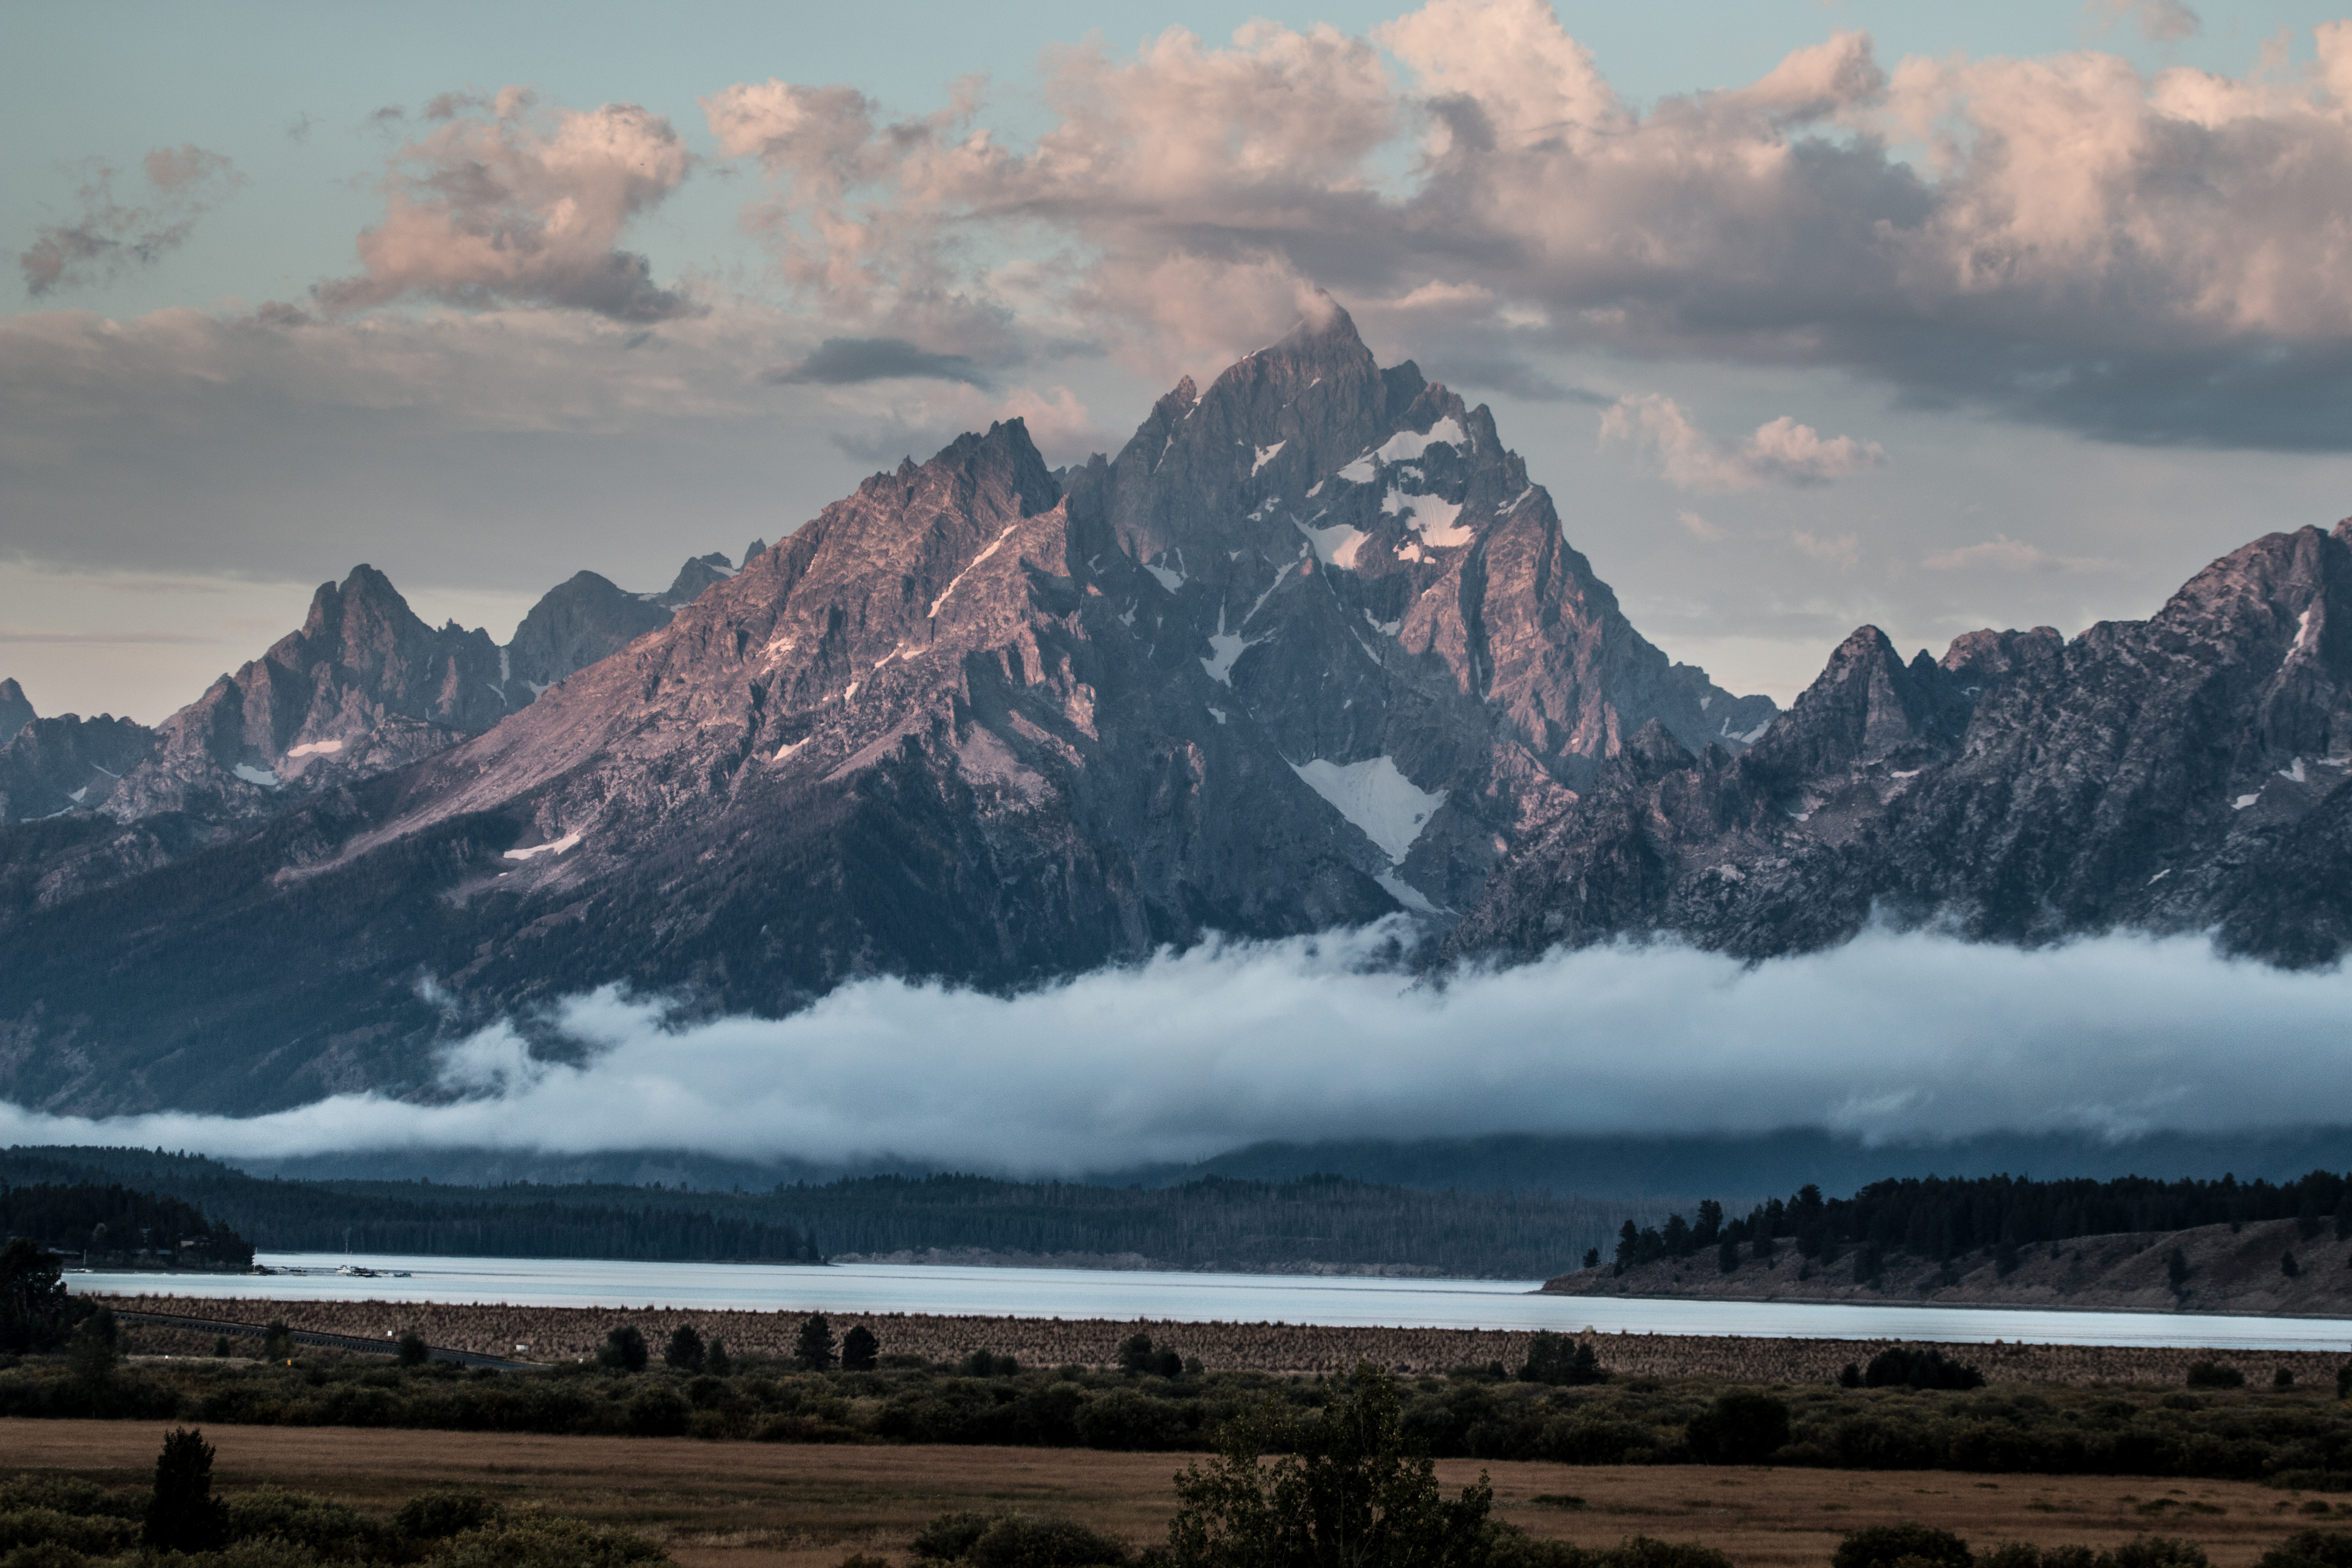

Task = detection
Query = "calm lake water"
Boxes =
[65,1254,2352,1351]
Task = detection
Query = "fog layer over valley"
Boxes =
[4,925,2351,1176]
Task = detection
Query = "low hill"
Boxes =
[1546,1214,2352,1317]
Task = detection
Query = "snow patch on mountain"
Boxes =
[1289,755,1446,864]
[930,523,1020,618]
[503,832,582,862]
[1375,870,1442,915]
[285,740,344,757]
[1200,606,1256,686]
[1296,518,1369,569]
[1382,487,1470,548]
[1252,441,1286,475]
[1373,418,1465,465]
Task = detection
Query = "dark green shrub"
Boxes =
[1537,1414,1654,1466]
[664,1326,706,1373]
[913,1512,996,1561]
[1684,1392,1790,1465]
[436,1511,666,1567]
[0,1239,77,1355]
[1865,1348,1984,1391]
[223,1485,376,1557]
[1833,1523,1972,1568]
[965,1513,1133,1568]
[393,1491,500,1541]
[962,1351,1022,1378]
[1118,1335,1181,1378]
[597,1325,648,1373]
[2104,1539,2208,1568]
[395,1332,429,1369]
[1520,1335,1606,1387]
[705,1338,732,1378]
[2186,1362,2245,1390]
[842,1326,880,1372]
[1609,1539,1738,1568]
[625,1386,691,1437]
[1164,1366,1489,1568]
[0,1479,139,1522]
[2256,1531,2352,1568]
[1075,1388,1192,1451]
[0,1505,135,1556]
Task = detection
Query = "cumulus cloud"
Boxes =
[2,926,2349,1173]
[689,1,2352,447]
[19,145,242,296]
[314,88,695,321]
[1600,394,1884,492]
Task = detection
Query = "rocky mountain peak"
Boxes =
[1747,625,1966,787]
[0,679,31,748]
[1941,626,2063,689]
[502,570,671,704]
[101,564,507,826]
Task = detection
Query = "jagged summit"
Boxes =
[0,680,31,748]
[7,324,2349,1115]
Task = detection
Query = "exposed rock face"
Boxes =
[0,714,156,824]
[499,571,673,708]
[657,552,738,608]
[0,680,32,748]
[0,310,1781,1112]
[1450,522,2352,965]
[101,565,508,826]
[8,305,2352,1118]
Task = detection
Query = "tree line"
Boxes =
[2,1148,1661,1276]
[1608,1170,2352,1277]
[0,1182,252,1270]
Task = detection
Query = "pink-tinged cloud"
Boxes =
[19,145,241,297]
[315,89,695,321]
[696,0,2352,447]
[1599,394,1884,493]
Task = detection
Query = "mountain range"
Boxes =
[4,302,2349,1118]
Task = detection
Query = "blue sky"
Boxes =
[7,0,2352,721]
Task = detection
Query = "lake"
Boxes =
[65,1253,2352,1351]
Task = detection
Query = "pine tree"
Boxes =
[795,1313,837,1371]
[664,1324,707,1372]
[0,1237,75,1354]
[841,1325,880,1372]
[144,1427,230,1553]
[598,1323,648,1372]
[1165,1365,1491,1568]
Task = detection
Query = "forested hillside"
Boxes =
[2,1148,1655,1277]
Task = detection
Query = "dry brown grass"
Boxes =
[95,1295,2352,1387]
[9,1419,2351,1568]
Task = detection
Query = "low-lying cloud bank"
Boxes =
[4,925,2349,1176]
